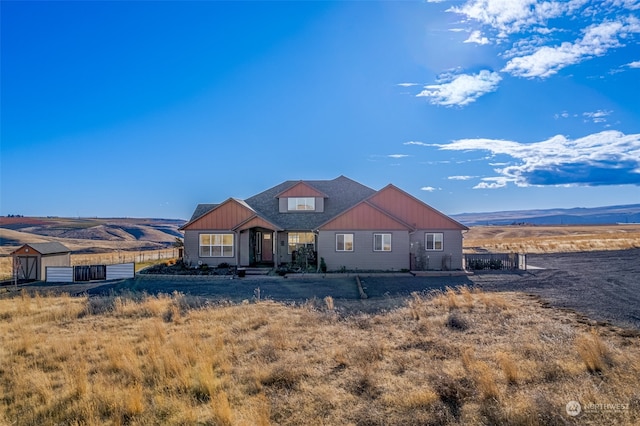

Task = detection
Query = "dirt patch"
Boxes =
[472,249,640,330]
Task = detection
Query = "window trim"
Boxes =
[373,233,392,252]
[199,233,234,258]
[425,232,444,251]
[287,197,316,211]
[336,233,354,252]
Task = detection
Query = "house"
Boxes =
[10,242,71,281]
[180,176,468,271]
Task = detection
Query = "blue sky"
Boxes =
[1,0,639,219]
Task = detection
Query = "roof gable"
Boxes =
[245,176,376,230]
[368,185,468,230]
[319,201,412,231]
[233,215,283,232]
[275,181,328,198]
[181,198,255,230]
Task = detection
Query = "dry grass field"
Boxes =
[463,224,640,254]
[1,289,639,425]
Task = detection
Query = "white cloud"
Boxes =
[464,30,490,44]
[448,175,477,180]
[388,154,410,158]
[502,18,640,78]
[473,177,510,189]
[628,60,640,67]
[404,141,430,146]
[397,82,420,87]
[449,0,587,38]
[430,130,640,187]
[416,70,502,106]
[583,109,613,123]
[420,186,440,192]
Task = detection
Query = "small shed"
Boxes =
[10,242,71,281]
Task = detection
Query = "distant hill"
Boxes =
[0,217,185,255]
[451,204,640,227]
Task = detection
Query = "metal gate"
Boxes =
[74,265,106,282]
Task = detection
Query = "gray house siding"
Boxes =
[317,230,410,271]
[410,230,464,270]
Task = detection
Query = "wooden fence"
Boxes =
[464,253,526,271]
[71,248,179,266]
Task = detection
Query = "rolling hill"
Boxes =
[0,217,185,255]
[451,204,640,226]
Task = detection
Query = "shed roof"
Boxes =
[11,242,71,255]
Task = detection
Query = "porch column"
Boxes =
[274,231,279,267]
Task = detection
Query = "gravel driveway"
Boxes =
[7,249,639,329]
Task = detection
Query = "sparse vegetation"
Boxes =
[1,288,639,425]
[464,224,640,253]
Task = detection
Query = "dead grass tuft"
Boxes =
[576,329,612,373]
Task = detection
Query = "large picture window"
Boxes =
[288,197,315,211]
[336,233,354,251]
[374,233,392,252]
[200,233,234,257]
[288,232,315,254]
[425,233,443,251]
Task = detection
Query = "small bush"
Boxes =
[446,312,469,331]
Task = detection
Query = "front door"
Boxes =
[261,233,273,262]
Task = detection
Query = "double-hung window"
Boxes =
[425,233,443,251]
[200,233,234,257]
[288,197,315,211]
[373,233,392,252]
[336,233,354,251]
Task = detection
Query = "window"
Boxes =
[200,233,234,257]
[288,232,315,254]
[288,197,315,211]
[425,233,443,251]
[336,233,354,251]
[374,233,392,251]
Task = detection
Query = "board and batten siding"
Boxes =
[410,229,464,270]
[317,230,410,271]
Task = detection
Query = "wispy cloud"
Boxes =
[464,30,490,45]
[416,70,502,106]
[430,130,640,187]
[583,109,613,123]
[397,82,420,87]
[406,0,640,106]
[502,18,640,78]
[449,0,589,38]
[404,141,430,146]
[420,186,441,192]
[387,154,410,158]
[448,175,477,180]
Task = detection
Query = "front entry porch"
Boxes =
[246,227,276,267]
